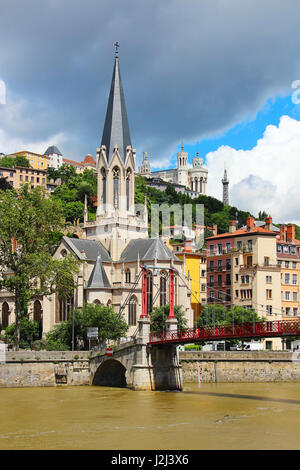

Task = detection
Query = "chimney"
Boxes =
[286,224,295,242]
[280,225,287,242]
[229,220,237,233]
[265,216,273,231]
[212,224,218,236]
[246,216,255,231]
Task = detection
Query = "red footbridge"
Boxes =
[149,320,300,345]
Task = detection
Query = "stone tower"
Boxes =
[222,168,229,205]
[177,144,188,187]
[139,151,151,178]
[84,46,148,260]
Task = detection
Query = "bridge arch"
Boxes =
[92,358,127,387]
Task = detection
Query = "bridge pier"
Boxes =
[131,316,182,391]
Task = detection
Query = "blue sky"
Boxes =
[164,93,300,170]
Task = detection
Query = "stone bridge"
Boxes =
[89,318,182,391]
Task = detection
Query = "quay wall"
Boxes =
[180,351,300,383]
[0,350,300,387]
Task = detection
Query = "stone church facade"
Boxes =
[0,50,193,339]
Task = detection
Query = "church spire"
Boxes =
[100,43,132,163]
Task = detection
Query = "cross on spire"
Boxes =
[114,41,120,57]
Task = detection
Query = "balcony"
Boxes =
[240,263,280,271]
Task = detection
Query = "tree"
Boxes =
[197,304,265,327]
[0,155,30,168]
[0,177,12,191]
[150,304,187,333]
[46,303,129,349]
[0,185,79,350]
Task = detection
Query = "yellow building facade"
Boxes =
[12,151,50,171]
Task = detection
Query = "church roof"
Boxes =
[87,255,111,289]
[63,237,112,262]
[120,238,179,262]
[44,145,62,156]
[100,55,132,163]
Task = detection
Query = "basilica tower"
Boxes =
[84,45,148,260]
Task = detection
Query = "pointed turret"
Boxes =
[100,46,132,163]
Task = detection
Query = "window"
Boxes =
[217,244,222,255]
[201,270,206,277]
[283,246,289,254]
[285,307,291,316]
[285,273,290,284]
[266,289,272,300]
[293,274,298,285]
[285,291,290,301]
[235,274,238,282]
[126,168,132,211]
[285,261,290,268]
[266,275,272,284]
[247,240,252,251]
[57,296,73,322]
[225,259,231,270]
[293,292,298,301]
[125,269,131,284]
[291,246,296,254]
[293,308,298,316]
[209,275,214,286]
[217,259,223,270]
[226,242,231,253]
[292,261,297,269]
[277,244,282,253]
[266,305,272,315]
[217,274,222,286]
[235,257,238,266]
[160,273,167,306]
[235,290,239,297]
[278,260,282,267]
[264,257,270,266]
[209,245,214,255]
[237,241,242,251]
[128,296,137,326]
[112,167,120,209]
[201,284,206,292]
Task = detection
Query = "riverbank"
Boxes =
[0,350,300,387]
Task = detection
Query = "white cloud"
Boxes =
[206,115,300,224]
[0,94,68,156]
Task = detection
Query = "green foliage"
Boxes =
[0,185,79,349]
[184,344,202,351]
[150,304,187,333]
[135,176,252,235]
[46,304,129,350]
[32,338,69,351]
[49,165,97,222]
[0,177,12,191]
[0,155,31,168]
[5,317,40,349]
[197,304,265,327]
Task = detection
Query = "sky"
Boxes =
[1,0,300,222]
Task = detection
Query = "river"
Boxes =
[0,382,300,450]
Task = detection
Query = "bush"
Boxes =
[6,317,40,349]
[32,338,69,351]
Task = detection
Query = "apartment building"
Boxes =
[277,224,300,320]
[12,151,50,170]
[176,250,207,324]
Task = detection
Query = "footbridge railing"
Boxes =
[149,320,300,345]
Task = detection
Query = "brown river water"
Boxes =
[0,382,300,450]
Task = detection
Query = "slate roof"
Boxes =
[87,255,111,289]
[44,145,62,156]
[63,237,112,262]
[120,238,179,262]
[100,56,132,163]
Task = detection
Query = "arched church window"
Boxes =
[1,302,10,330]
[126,168,132,211]
[33,300,43,339]
[147,272,153,315]
[128,296,137,326]
[160,270,168,306]
[93,299,101,305]
[112,167,120,209]
[125,269,131,284]
[101,168,106,209]
[56,295,74,323]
